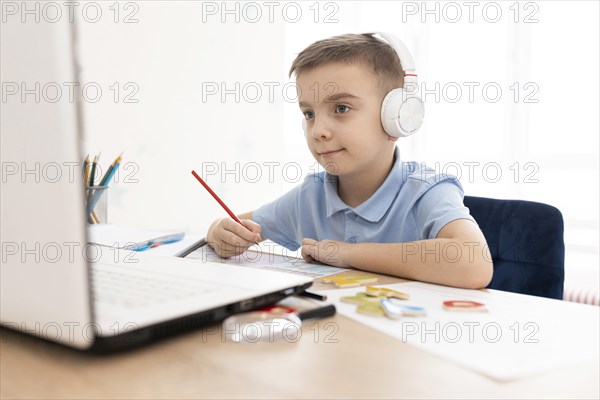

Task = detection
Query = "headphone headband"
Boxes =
[371,32,417,84]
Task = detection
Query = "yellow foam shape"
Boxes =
[321,275,378,283]
[357,304,385,317]
[321,275,379,288]
[365,286,410,300]
[341,293,384,306]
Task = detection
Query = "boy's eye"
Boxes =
[335,104,350,114]
[303,111,314,120]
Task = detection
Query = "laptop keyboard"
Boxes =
[91,263,218,309]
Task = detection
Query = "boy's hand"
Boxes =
[301,238,351,268]
[207,218,261,258]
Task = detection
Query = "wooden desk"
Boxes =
[2,273,599,399]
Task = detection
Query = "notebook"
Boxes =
[0,17,313,352]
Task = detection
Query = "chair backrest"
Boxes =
[463,196,565,299]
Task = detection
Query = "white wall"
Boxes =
[75,1,599,295]
[78,1,288,234]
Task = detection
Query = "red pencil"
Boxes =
[191,170,245,227]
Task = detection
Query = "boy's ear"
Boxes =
[387,135,399,142]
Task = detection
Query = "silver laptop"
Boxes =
[0,14,312,352]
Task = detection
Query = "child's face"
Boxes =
[297,63,395,180]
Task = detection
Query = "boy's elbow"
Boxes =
[463,259,494,289]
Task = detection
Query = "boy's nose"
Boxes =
[309,118,332,140]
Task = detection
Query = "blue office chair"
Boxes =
[463,196,565,300]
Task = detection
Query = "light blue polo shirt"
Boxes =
[253,147,475,251]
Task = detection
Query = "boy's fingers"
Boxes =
[301,252,314,263]
[241,219,262,241]
[301,245,312,262]
[301,239,319,261]
[208,218,252,257]
[302,238,318,246]
[241,219,261,234]
[224,219,259,243]
[223,230,254,247]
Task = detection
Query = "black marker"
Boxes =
[298,290,328,301]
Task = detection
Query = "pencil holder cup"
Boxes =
[86,185,109,224]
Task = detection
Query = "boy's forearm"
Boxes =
[345,240,493,289]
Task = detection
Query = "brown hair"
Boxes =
[288,33,404,94]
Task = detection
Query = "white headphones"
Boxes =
[302,32,424,138]
[376,32,425,137]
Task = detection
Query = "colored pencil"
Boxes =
[89,152,101,187]
[191,170,244,227]
[83,154,91,186]
[99,152,123,186]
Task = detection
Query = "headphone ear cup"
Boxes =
[381,88,424,137]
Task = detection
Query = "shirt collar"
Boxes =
[324,147,405,222]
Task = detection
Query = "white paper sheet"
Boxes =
[322,281,600,381]
[185,245,348,278]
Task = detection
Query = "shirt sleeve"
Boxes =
[413,180,476,240]
[252,184,303,250]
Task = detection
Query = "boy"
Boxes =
[207,33,493,289]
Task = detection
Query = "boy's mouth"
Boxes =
[319,149,344,158]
